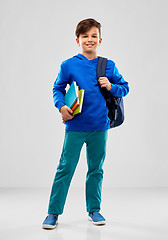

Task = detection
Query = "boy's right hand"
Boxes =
[60,105,74,122]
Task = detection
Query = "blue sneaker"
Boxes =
[88,212,106,225]
[42,214,58,229]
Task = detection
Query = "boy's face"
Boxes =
[76,26,102,56]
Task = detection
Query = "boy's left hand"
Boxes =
[98,77,112,91]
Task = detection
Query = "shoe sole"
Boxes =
[88,216,106,225]
[42,222,58,229]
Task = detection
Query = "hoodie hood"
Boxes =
[74,53,98,63]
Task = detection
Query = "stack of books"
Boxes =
[62,81,85,123]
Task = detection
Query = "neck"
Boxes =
[81,51,97,60]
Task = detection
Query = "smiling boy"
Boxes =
[42,18,129,229]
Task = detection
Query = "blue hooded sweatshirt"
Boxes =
[53,53,129,131]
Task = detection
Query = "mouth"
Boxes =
[86,43,94,47]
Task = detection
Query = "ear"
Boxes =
[99,38,102,46]
[76,38,80,46]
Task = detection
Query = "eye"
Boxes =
[92,35,97,38]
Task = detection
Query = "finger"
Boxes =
[66,115,74,121]
[99,78,108,83]
[100,84,107,88]
[63,114,74,122]
[67,107,73,114]
[67,112,74,118]
[99,77,107,81]
[99,81,107,86]
[98,79,103,84]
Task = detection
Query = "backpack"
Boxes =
[97,57,124,128]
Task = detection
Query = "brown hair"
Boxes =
[75,18,101,38]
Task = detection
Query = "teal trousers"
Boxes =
[48,130,108,215]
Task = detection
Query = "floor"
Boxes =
[0,187,168,240]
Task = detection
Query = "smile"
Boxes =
[86,44,94,47]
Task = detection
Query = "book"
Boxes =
[73,89,85,116]
[62,97,79,123]
[71,86,80,111]
[62,82,84,123]
[64,81,79,109]
[71,98,79,112]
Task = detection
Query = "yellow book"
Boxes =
[73,89,85,116]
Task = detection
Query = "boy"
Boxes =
[42,18,129,229]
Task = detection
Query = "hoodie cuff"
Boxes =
[56,102,66,112]
[109,84,117,95]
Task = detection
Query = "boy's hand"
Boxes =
[98,77,112,91]
[60,105,74,122]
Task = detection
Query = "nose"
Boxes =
[88,36,92,42]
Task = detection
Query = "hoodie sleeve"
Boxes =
[53,62,69,111]
[108,61,129,97]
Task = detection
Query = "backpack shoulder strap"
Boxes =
[97,57,109,101]
[97,57,108,79]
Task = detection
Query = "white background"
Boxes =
[0,0,168,188]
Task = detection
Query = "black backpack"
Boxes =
[97,57,124,128]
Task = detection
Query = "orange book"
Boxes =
[71,98,79,111]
